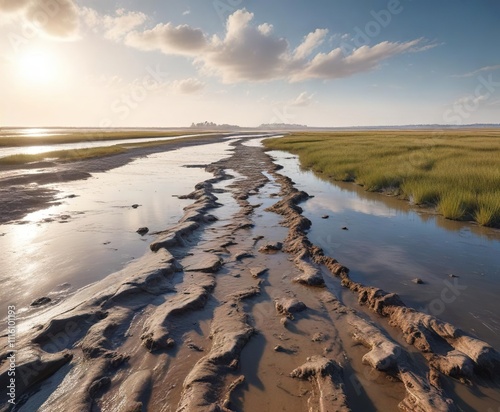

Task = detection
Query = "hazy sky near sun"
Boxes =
[0,0,499,128]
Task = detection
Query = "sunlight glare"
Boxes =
[17,50,58,84]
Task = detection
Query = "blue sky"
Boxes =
[0,0,499,127]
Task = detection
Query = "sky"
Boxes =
[0,0,499,128]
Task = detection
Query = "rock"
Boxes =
[412,278,424,284]
[274,345,285,352]
[275,298,307,316]
[341,227,349,231]
[131,204,140,209]
[258,242,283,254]
[187,343,204,352]
[183,254,223,273]
[322,215,329,219]
[136,227,149,236]
[233,250,254,261]
[249,267,268,278]
[30,297,51,307]
[290,356,349,411]
[449,274,459,278]
[312,332,325,342]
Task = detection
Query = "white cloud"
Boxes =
[125,22,207,55]
[123,9,428,84]
[293,28,328,60]
[80,7,147,41]
[182,9,191,16]
[0,0,79,39]
[291,92,314,107]
[0,0,30,13]
[454,94,488,107]
[452,65,500,78]
[171,77,205,94]
[292,39,422,82]
[103,9,147,41]
[202,10,289,82]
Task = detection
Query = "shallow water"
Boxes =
[0,132,221,159]
[268,150,500,350]
[0,140,236,319]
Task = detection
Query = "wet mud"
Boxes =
[1,140,499,411]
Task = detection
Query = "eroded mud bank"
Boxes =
[1,140,499,411]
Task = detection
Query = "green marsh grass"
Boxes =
[263,130,500,227]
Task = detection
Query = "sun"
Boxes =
[17,50,58,84]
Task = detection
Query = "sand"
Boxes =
[0,138,499,411]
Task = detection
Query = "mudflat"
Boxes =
[0,138,499,411]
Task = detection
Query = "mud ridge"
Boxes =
[0,162,233,411]
[266,158,499,410]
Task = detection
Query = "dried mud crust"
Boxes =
[0,140,498,412]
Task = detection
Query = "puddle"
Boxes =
[0,140,236,319]
[267,150,500,350]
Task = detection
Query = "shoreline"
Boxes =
[0,134,240,224]
[1,140,498,411]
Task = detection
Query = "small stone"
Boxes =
[166,338,176,348]
[275,298,307,315]
[312,332,325,342]
[341,227,349,231]
[132,204,140,209]
[413,278,424,284]
[321,215,329,219]
[258,242,283,254]
[274,345,285,352]
[30,297,51,307]
[280,317,289,328]
[136,227,149,236]
[187,343,204,352]
[250,267,268,278]
[449,274,459,278]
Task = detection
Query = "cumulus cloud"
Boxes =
[202,10,289,82]
[291,92,314,107]
[293,29,328,60]
[122,8,429,84]
[0,0,79,39]
[125,22,207,55]
[292,39,421,81]
[80,7,147,41]
[172,78,205,94]
[0,0,31,13]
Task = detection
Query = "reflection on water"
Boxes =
[0,140,236,320]
[269,150,500,349]
[0,132,219,159]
